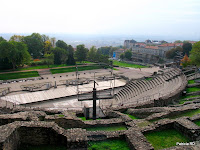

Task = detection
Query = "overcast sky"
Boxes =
[0,0,200,39]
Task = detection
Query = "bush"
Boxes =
[30,59,47,66]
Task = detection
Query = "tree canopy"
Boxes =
[182,42,192,56]
[88,46,97,62]
[0,36,6,43]
[190,41,200,66]
[23,33,43,58]
[51,47,68,65]
[75,44,88,62]
[0,41,30,69]
[166,46,183,59]
[66,45,76,65]
[125,50,132,60]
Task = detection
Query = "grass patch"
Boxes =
[0,71,39,80]
[19,145,66,150]
[113,68,119,70]
[194,120,200,126]
[123,111,139,120]
[186,87,200,93]
[145,77,152,81]
[188,80,195,84]
[50,65,102,74]
[127,114,138,120]
[58,114,65,117]
[76,61,94,64]
[79,116,101,121]
[136,121,152,127]
[112,60,147,68]
[150,109,200,122]
[88,139,130,150]
[169,109,200,119]
[179,95,200,104]
[86,125,127,131]
[0,62,94,73]
[144,129,189,150]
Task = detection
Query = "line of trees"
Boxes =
[120,50,132,61]
[0,33,112,70]
[166,42,193,59]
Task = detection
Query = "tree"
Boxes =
[44,53,54,67]
[174,40,182,43]
[166,46,183,59]
[181,54,191,67]
[182,42,192,56]
[190,41,200,66]
[88,46,97,62]
[0,36,6,43]
[75,44,88,62]
[66,45,76,65]
[9,35,24,42]
[0,41,30,69]
[51,47,67,65]
[56,40,68,50]
[44,40,52,54]
[23,33,43,58]
[50,37,56,48]
[124,50,132,60]
[120,53,125,61]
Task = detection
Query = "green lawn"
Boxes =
[179,95,200,104]
[145,77,153,81]
[88,139,130,150]
[76,61,94,64]
[0,71,39,80]
[127,114,138,120]
[150,109,200,122]
[144,129,190,150]
[194,120,200,126]
[186,87,200,93]
[188,80,195,84]
[86,125,127,131]
[58,114,65,117]
[19,145,66,150]
[50,65,103,74]
[169,109,200,119]
[136,121,152,127]
[123,112,139,119]
[79,116,101,121]
[0,61,94,73]
[112,60,147,68]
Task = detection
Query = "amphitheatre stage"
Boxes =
[1,79,125,105]
[0,67,159,110]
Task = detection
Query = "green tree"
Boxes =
[56,40,68,50]
[125,50,132,60]
[166,46,183,59]
[75,44,88,62]
[66,45,76,65]
[182,42,192,56]
[0,41,30,69]
[174,40,182,43]
[50,37,56,48]
[190,41,200,66]
[51,47,67,65]
[44,40,52,54]
[9,35,24,42]
[23,33,43,58]
[120,53,125,61]
[88,46,97,62]
[0,36,6,43]
[44,53,54,67]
